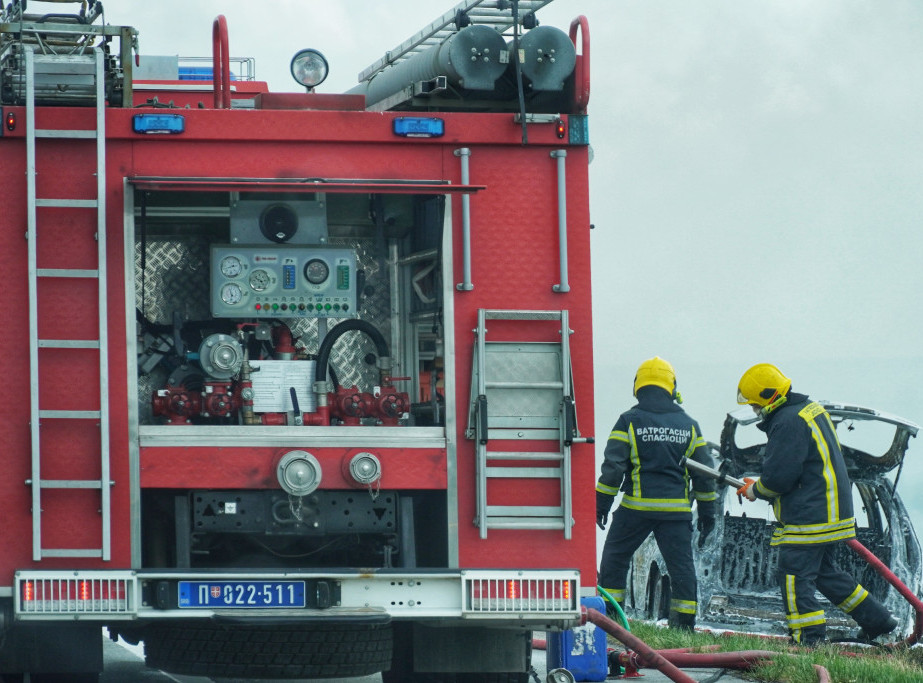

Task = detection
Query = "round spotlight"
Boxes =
[290,49,329,90]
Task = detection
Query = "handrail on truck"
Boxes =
[568,15,590,114]
[212,14,231,109]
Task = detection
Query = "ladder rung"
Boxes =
[39,480,103,489]
[486,467,561,479]
[487,505,564,517]
[38,339,100,349]
[41,549,103,559]
[484,309,562,321]
[485,380,563,390]
[486,519,567,530]
[37,268,100,278]
[35,129,97,139]
[36,198,98,209]
[38,410,101,419]
[486,452,564,461]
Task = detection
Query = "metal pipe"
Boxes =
[455,148,474,291]
[551,150,569,293]
[680,456,747,489]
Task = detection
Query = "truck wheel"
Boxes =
[143,622,391,679]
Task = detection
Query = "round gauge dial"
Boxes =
[303,258,329,285]
[249,269,272,292]
[220,283,243,305]
[219,255,243,278]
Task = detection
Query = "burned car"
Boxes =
[625,402,921,638]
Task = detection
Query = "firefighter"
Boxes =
[595,357,717,630]
[735,363,898,645]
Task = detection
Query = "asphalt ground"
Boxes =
[105,629,754,683]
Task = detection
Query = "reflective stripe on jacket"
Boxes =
[596,387,716,520]
[753,394,856,546]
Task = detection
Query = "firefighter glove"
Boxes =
[737,477,757,502]
[697,515,716,548]
[696,500,716,548]
[596,490,614,531]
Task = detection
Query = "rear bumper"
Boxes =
[14,568,581,629]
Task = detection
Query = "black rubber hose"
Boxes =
[315,319,390,385]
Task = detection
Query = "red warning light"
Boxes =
[555,118,566,139]
[5,110,15,132]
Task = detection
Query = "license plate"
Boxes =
[178,581,306,608]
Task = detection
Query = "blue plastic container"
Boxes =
[545,596,608,681]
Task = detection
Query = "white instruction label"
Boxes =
[249,360,316,412]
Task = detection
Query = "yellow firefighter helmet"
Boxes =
[633,356,677,397]
[737,363,792,407]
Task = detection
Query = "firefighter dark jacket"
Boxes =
[596,386,717,520]
[753,392,857,546]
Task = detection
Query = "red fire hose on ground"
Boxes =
[582,607,834,682]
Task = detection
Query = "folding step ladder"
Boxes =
[24,46,111,561]
[468,309,579,538]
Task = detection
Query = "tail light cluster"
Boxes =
[465,575,577,614]
[19,576,132,615]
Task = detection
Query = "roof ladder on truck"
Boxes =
[24,46,111,561]
[468,309,579,539]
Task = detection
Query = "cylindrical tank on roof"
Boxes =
[513,25,576,91]
[353,24,508,108]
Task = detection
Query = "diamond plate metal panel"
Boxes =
[484,342,562,428]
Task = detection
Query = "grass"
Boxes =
[609,620,923,682]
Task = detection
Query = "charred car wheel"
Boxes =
[143,622,392,679]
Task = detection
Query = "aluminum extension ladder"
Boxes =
[24,46,112,561]
[468,309,578,539]
[358,0,556,82]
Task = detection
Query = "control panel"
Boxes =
[210,246,357,319]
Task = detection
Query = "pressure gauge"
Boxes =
[303,258,329,285]
[220,255,243,278]
[220,283,243,305]
[249,269,271,291]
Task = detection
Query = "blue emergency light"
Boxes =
[392,117,444,138]
[132,114,186,135]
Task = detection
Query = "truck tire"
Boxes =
[143,622,392,679]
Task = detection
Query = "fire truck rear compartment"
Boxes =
[141,489,450,569]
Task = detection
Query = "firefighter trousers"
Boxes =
[777,541,893,644]
[599,506,697,627]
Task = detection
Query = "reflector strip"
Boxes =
[18,575,134,615]
[463,574,578,614]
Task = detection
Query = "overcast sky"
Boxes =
[108,1,923,526]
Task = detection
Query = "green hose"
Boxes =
[596,586,630,631]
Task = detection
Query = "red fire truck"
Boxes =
[0,1,595,679]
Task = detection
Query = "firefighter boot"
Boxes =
[668,611,695,631]
[857,614,899,643]
[851,596,898,642]
[794,625,827,647]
